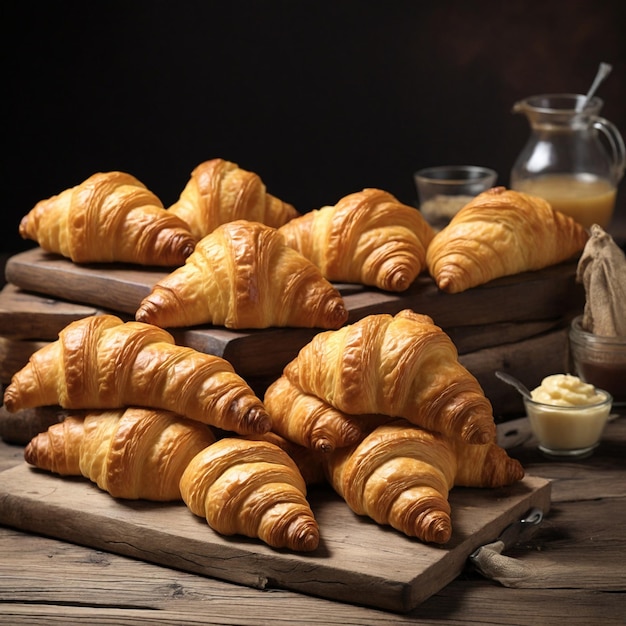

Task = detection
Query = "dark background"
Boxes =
[3,0,626,256]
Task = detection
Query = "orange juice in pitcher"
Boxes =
[511,93,625,229]
[514,173,616,229]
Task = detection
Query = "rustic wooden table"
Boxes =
[0,411,624,625]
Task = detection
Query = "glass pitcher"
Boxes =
[510,93,626,229]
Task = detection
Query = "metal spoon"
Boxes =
[495,370,532,400]
[576,62,613,112]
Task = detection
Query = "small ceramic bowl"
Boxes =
[413,165,497,229]
[569,315,626,406]
[523,388,613,459]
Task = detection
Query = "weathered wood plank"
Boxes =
[0,461,551,614]
[0,283,111,339]
[0,587,622,626]
[0,405,68,445]
[1,412,624,625]
[0,336,48,384]
[0,504,623,626]
[3,247,584,343]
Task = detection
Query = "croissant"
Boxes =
[135,220,348,330]
[179,437,320,552]
[322,419,456,544]
[3,314,271,435]
[19,171,197,266]
[426,186,589,293]
[169,158,299,240]
[278,188,435,292]
[24,407,216,500]
[322,418,524,544]
[284,309,496,445]
[263,375,365,453]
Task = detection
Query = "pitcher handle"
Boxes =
[592,116,626,183]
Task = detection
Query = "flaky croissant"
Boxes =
[135,220,348,330]
[322,419,456,544]
[278,188,435,292]
[19,171,197,266]
[426,186,589,293]
[284,309,496,445]
[263,375,365,453]
[3,314,270,435]
[169,158,299,240]
[24,407,216,500]
[322,418,524,544]
[180,437,320,552]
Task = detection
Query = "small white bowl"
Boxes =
[523,389,613,459]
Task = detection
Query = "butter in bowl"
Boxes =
[523,373,613,459]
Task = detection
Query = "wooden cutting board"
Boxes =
[0,463,551,613]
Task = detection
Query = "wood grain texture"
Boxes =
[0,282,109,339]
[0,405,68,445]
[0,461,550,613]
[0,248,584,402]
[0,336,48,384]
[1,415,624,625]
[4,247,584,334]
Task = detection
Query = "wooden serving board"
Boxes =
[0,463,551,613]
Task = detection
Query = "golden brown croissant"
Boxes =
[278,188,436,292]
[180,437,320,552]
[24,407,216,500]
[263,375,365,453]
[135,220,348,330]
[3,314,271,435]
[322,419,456,544]
[169,158,300,239]
[284,309,496,445]
[19,171,197,266]
[426,186,589,293]
[322,418,524,543]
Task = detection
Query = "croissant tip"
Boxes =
[425,518,453,545]
[23,440,36,465]
[384,269,414,292]
[181,240,196,258]
[3,389,17,413]
[134,306,150,324]
[289,519,320,552]
[18,215,31,239]
[436,275,456,294]
[314,439,335,454]
[298,531,320,552]
[325,303,349,329]
[135,302,160,326]
[246,408,272,434]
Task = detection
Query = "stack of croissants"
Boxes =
[4,158,590,552]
